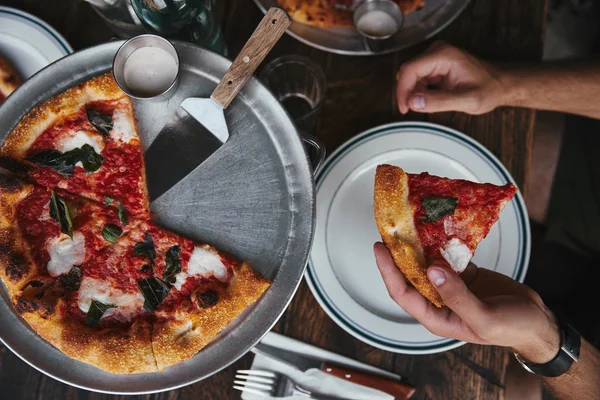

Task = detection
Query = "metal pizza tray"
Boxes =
[254,0,472,56]
[0,41,315,394]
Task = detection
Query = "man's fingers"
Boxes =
[373,243,449,329]
[427,265,490,330]
[408,90,480,114]
[396,50,452,114]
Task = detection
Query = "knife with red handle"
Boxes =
[251,342,415,399]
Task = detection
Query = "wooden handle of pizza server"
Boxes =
[210,7,290,109]
[321,362,416,399]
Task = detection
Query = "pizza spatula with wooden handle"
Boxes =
[145,7,291,201]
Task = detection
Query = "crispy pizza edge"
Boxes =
[0,73,126,159]
[0,174,39,296]
[151,261,271,371]
[374,164,444,307]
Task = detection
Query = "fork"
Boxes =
[233,369,343,399]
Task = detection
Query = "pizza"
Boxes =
[374,165,516,307]
[0,74,149,219]
[0,55,21,105]
[0,74,271,374]
[276,0,425,28]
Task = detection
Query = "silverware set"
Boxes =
[234,369,340,399]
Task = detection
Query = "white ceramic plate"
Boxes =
[306,122,531,354]
[0,6,72,81]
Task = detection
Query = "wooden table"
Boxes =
[0,0,547,399]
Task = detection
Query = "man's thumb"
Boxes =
[409,91,478,113]
[427,265,488,325]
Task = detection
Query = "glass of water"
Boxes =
[259,55,327,133]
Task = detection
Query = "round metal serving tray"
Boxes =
[254,0,472,56]
[0,41,315,394]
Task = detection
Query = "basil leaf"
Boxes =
[85,300,116,327]
[117,201,128,225]
[134,233,155,272]
[104,196,115,206]
[137,277,170,312]
[102,224,123,243]
[163,245,181,281]
[25,150,75,176]
[86,108,113,136]
[25,145,103,176]
[104,196,128,225]
[78,144,103,172]
[49,191,73,238]
[422,197,458,223]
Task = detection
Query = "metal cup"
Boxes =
[112,34,180,100]
[353,0,404,40]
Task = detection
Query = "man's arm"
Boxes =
[504,63,600,119]
[543,338,600,400]
[395,42,600,119]
[373,243,600,400]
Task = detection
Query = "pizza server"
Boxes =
[113,7,291,201]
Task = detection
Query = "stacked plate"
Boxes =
[307,122,531,354]
[0,6,72,79]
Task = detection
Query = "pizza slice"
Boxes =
[0,55,21,105]
[80,220,271,371]
[0,174,154,373]
[0,74,149,219]
[374,164,517,307]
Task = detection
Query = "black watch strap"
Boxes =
[515,322,580,377]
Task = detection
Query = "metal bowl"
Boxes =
[253,0,472,56]
[0,41,315,394]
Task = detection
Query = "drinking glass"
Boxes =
[259,55,327,133]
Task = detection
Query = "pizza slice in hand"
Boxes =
[374,164,517,307]
[0,74,149,219]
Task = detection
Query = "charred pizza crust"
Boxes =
[0,55,21,101]
[0,174,38,297]
[373,164,442,306]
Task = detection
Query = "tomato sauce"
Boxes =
[407,172,514,264]
[16,186,58,269]
[25,101,147,218]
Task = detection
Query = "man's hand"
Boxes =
[396,42,509,115]
[373,242,560,363]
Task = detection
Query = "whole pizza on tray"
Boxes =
[0,74,270,374]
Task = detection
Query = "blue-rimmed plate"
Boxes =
[0,6,72,81]
[306,122,531,354]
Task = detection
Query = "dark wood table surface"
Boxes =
[0,0,547,399]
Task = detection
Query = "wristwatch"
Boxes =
[514,320,581,377]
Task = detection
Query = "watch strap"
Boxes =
[515,322,580,377]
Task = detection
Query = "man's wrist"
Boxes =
[497,68,527,109]
[514,309,561,364]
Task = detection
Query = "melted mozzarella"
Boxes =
[78,277,145,323]
[111,108,137,143]
[57,130,104,154]
[440,238,472,273]
[173,246,228,290]
[46,231,86,277]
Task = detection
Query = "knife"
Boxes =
[252,342,415,400]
